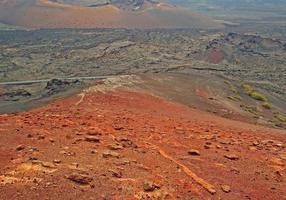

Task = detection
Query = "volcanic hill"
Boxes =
[0,0,224,29]
[0,74,285,199]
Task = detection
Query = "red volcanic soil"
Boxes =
[0,88,285,199]
[207,50,225,64]
[0,0,224,29]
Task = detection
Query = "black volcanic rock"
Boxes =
[0,89,31,98]
[45,79,80,96]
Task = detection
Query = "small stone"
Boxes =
[224,154,239,160]
[249,146,257,151]
[221,185,231,193]
[41,162,56,169]
[188,149,200,156]
[102,150,120,159]
[230,167,240,174]
[16,145,25,151]
[270,158,284,167]
[86,128,102,136]
[116,158,131,165]
[262,140,274,144]
[67,173,92,185]
[143,181,160,192]
[114,126,124,131]
[109,169,122,178]
[59,150,67,155]
[108,144,124,150]
[279,153,286,160]
[84,136,100,143]
[275,143,283,148]
[53,159,61,164]
[115,137,135,148]
[220,140,229,145]
[38,135,45,140]
[91,149,98,154]
[49,138,55,143]
[46,182,52,186]
[253,141,260,146]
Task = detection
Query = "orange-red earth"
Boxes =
[0,89,285,199]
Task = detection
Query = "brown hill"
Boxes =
[0,0,224,29]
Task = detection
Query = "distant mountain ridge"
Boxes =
[0,0,224,29]
[164,0,286,10]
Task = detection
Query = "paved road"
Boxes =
[0,76,115,85]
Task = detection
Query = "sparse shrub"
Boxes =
[250,91,267,102]
[275,114,286,123]
[241,83,267,102]
[224,80,231,85]
[228,95,241,101]
[225,80,239,94]
[241,83,254,94]
[262,102,271,109]
[240,104,258,114]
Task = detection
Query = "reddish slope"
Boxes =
[0,0,224,29]
[0,88,285,199]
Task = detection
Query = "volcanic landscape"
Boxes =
[0,0,286,200]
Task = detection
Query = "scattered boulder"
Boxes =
[53,159,61,164]
[41,161,57,169]
[86,128,103,136]
[249,146,257,151]
[1,89,31,99]
[188,149,200,156]
[91,149,98,154]
[114,126,124,131]
[271,158,284,167]
[45,79,80,96]
[16,145,25,151]
[224,154,239,160]
[253,141,260,146]
[102,150,120,159]
[108,169,122,178]
[143,181,160,192]
[84,135,100,143]
[49,138,55,143]
[66,173,92,185]
[46,79,78,90]
[115,137,136,148]
[108,144,124,150]
[221,185,231,193]
[38,135,45,140]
